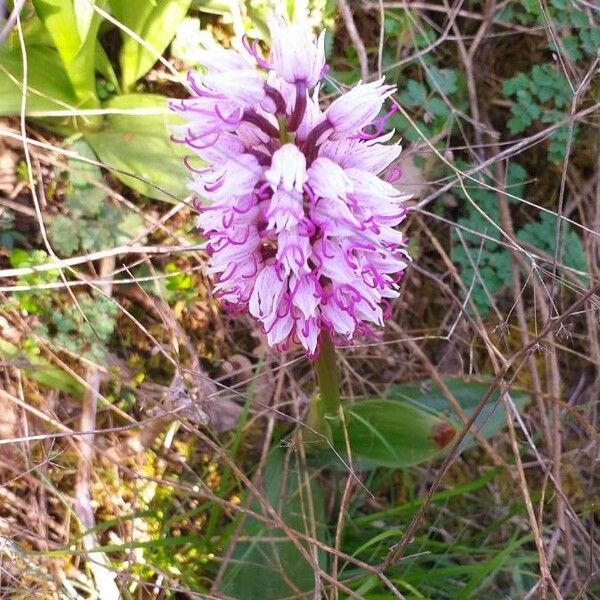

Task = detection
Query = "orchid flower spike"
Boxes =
[170,16,411,358]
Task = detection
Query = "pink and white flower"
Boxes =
[170,16,411,357]
[325,79,396,138]
[268,16,326,88]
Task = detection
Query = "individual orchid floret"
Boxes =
[266,16,326,131]
[268,16,326,89]
[170,15,411,358]
[319,132,402,175]
[325,79,396,138]
[266,144,308,192]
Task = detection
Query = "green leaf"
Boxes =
[0,44,78,117]
[219,448,327,599]
[530,64,571,107]
[49,138,146,255]
[8,250,60,314]
[550,0,567,10]
[9,249,58,277]
[0,340,83,398]
[425,96,450,118]
[516,90,542,118]
[49,138,107,256]
[506,163,528,198]
[570,9,589,27]
[85,93,191,202]
[32,0,84,67]
[31,0,102,104]
[502,73,531,97]
[48,216,80,255]
[37,293,117,362]
[399,80,427,107]
[547,126,572,163]
[73,0,96,40]
[426,66,458,95]
[108,0,192,91]
[554,36,582,62]
[517,212,588,278]
[506,91,541,134]
[116,212,145,243]
[579,28,600,55]
[18,15,54,46]
[455,532,531,600]
[324,399,456,469]
[31,365,85,397]
[388,378,531,449]
[0,19,103,133]
[451,242,511,316]
[68,138,103,189]
[69,186,106,218]
[522,0,541,16]
[506,112,528,135]
[450,178,512,316]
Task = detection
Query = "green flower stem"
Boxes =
[314,330,341,418]
[277,116,291,143]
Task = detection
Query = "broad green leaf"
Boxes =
[32,0,82,66]
[388,378,531,449]
[109,0,192,91]
[323,378,531,470]
[18,16,54,46]
[0,44,78,117]
[0,340,83,398]
[0,17,100,132]
[74,0,96,40]
[85,94,190,202]
[32,0,102,104]
[219,448,327,599]
[325,399,456,469]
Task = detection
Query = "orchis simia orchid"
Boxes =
[170,16,411,420]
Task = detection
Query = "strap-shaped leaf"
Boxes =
[108,0,192,91]
[219,448,328,599]
[31,0,102,103]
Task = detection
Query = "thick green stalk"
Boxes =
[314,330,341,417]
[277,116,291,143]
